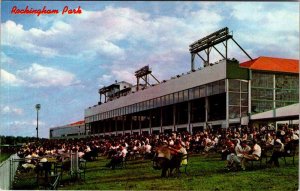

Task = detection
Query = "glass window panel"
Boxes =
[276,101,285,108]
[156,97,161,107]
[184,90,189,101]
[199,86,206,97]
[219,80,225,93]
[241,81,248,92]
[165,95,170,105]
[189,89,194,100]
[241,107,248,117]
[145,101,148,110]
[241,93,248,106]
[276,89,298,102]
[194,87,200,99]
[229,92,240,106]
[140,102,144,111]
[174,92,179,103]
[212,81,220,95]
[229,106,240,119]
[251,100,273,113]
[169,94,174,104]
[252,88,273,100]
[207,84,212,96]
[161,96,165,106]
[178,91,184,102]
[252,72,273,88]
[229,79,240,92]
[150,99,154,109]
[276,74,299,89]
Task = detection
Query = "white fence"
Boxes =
[0,153,20,190]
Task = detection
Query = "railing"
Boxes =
[0,153,20,190]
[70,151,79,179]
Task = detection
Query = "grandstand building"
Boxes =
[84,57,298,136]
[49,120,85,139]
[49,28,299,138]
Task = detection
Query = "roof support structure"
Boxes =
[189,27,253,71]
[135,65,160,91]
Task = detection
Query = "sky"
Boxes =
[0,1,299,138]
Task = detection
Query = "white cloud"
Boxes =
[111,70,136,84]
[1,52,14,64]
[229,3,299,59]
[17,63,80,87]
[98,74,113,87]
[7,120,45,126]
[0,69,25,86]
[1,105,23,115]
[0,120,47,137]
[1,5,223,61]
[1,3,299,85]
[1,21,58,57]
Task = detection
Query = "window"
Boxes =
[155,97,161,107]
[229,92,240,106]
[169,94,174,104]
[161,96,166,106]
[183,90,189,101]
[229,79,240,92]
[241,81,248,92]
[199,86,206,97]
[207,83,212,96]
[189,88,194,100]
[174,92,179,103]
[252,88,273,100]
[241,93,248,106]
[252,73,273,88]
[229,106,240,119]
[212,81,220,95]
[178,91,184,102]
[165,95,170,105]
[219,80,226,93]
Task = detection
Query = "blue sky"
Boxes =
[1,1,299,138]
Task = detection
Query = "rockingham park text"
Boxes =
[11,6,82,16]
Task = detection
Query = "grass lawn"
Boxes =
[60,153,298,190]
[0,153,11,163]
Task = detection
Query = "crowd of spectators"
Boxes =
[16,123,299,172]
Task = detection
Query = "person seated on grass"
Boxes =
[241,140,261,170]
[105,145,127,170]
[267,138,284,167]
